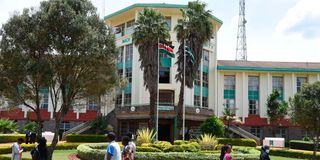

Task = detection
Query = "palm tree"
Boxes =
[174,1,214,138]
[133,8,170,129]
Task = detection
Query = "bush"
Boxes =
[0,134,25,143]
[289,140,320,151]
[90,115,108,134]
[0,119,17,134]
[163,144,198,152]
[136,146,161,152]
[217,138,257,147]
[66,134,107,142]
[269,148,320,159]
[0,143,80,154]
[136,128,156,146]
[77,144,105,160]
[152,141,172,151]
[198,134,217,150]
[200,115,224,137]
[21,121,37,133]
[173,140,187,145]
[0,155,32,160]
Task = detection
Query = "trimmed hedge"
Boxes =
[0,143,80,154]
[217,138,257,147]
[0,134,25,143]
[269,148,320,159]
[66,134,107,142]
[163,144,199,152]
[0,155,31,160]
[289,140,320,151]
[136,146,162,152]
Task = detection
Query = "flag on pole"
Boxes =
[159,43,175,58]
[184,46,195,64]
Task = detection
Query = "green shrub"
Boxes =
[269,148,320,159]
[152,141,172,151]
[0,143,80,154]
[0,155,32,160]
[0,119,17,134]
[200,115,224,137]
[289,140,320,151]
[189,142,201,150]
[198,134,217,150]
[66,134,107,142]
[77,144,105,160]
[163,144,198,152]
[173,140,187,145]
[136,146,161,152]
[0,134,25,143]
[21,121,37,133]
[90,115,108,134]
[217,138,257,147]
[136,128,156,146]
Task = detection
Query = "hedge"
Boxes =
[65,134,107,142]
[269,148,320,159]
[289,140,320,151]
[0,155,31,160]
[136,146,162,152]
[217,138,257,147]
[0,134,25,143]
[0,143,80,154]
[163,144,199,152]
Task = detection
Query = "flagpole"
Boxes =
[156,38,160,141]
[182,39,186,141]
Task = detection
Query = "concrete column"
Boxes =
[242,72,246,121]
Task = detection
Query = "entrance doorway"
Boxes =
[158,124,171,142]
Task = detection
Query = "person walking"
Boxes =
[122,136,134,160]
[126,132,136,155]
[220,145,233,160]
[31,137,48,160]
[12,138,24,160]
[260,145,270,160]
[105,132,121,160]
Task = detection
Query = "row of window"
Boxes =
[223,75,308,115]
[251,126,287,138]
[115,17,172,38]
[194,96,208,108]
[117,44,133,63]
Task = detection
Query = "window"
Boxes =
[159,67,170,83]
[115,23,125,38]
[272,76,284,100]
[250,126,261,138]
[40,92,49,109]
[276,127,287,138]
[202,72,208,88]
[248,76,259,115]
[118,69,123,78]
[249,100,259,115]
[124,94,131,105]
[60,122,70,132]
[125,68,132,83]
[125,44,133,62]
[117,46,124,63]
[165,17,171,30]
[224,75,235,112]
[87,96,98,110]
[194,95,201,107]
[126,19,135,35]
[116,94,122,107]
[202,97,208,108]
[159,90,174,105]
[297,77,307,92]
[194,70,201,86]
[203,50,209,66]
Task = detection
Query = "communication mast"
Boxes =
[236,0,247,61]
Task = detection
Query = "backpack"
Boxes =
[31,147,39,160]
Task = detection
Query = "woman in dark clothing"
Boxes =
[260,145,270,160]
[31,137,48,160]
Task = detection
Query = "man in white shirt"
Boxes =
[12,138,24,160]
[105,132,121,160]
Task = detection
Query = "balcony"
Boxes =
[115,104,214,121]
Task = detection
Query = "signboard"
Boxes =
[116,37,132,46]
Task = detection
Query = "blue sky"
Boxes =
[1,0,319,62]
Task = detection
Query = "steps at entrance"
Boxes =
[226,125,261,145]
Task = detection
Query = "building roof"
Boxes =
[104,3,223,25]
[217,60,320,72]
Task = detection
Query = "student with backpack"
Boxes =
[31,137,48,160]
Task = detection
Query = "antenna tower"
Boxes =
[236,0,247,61]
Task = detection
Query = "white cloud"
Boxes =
[276,0,320,39]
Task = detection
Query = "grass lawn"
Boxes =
[1,149,78,160]
[270,156,307,160]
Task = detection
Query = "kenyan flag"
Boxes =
[158,43,175,58]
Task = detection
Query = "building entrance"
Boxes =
[158,124,171,142]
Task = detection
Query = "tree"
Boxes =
[200,115,224,137]
[0,0,117,159]
[290,81,320,160]
[90,115,108,134]
[266,89,288,136]
[174,1,214,135]
[0,7,53,140]
[133,8,170,129]
[222,107,237,129]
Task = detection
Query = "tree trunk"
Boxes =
[35,110,42,142]
[48,118,61,160]
[177,80,184,139]
[149,90,157,130]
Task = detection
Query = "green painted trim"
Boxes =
[117,63,123,69]
[124,83,132,93]
[194,85,201,96]
[202,87,208,97]
[217,65,320,72]
[160,58,172,68]
[104,3,223,25]
[224,90,235,99]
[173,116,177,140]
[203,66,209,73]
[125,61,132,68]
